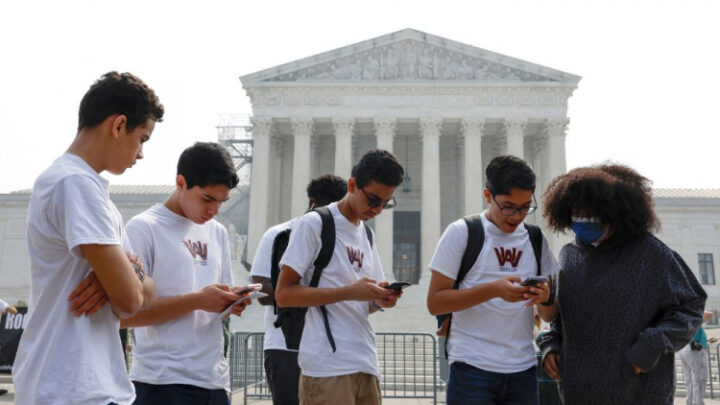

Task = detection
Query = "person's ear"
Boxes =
[110,115,128,139]
[176,174,187,191]
[483,188,492,204]
[347,178,357,193]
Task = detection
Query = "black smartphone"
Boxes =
[520,276,548,287]
[384,281,412,292]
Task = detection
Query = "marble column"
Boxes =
[504,118,526,159]
[374,117,396,276]
[545,118,569,181]
[333,118,354,179]
[420,117,443,270]
[290,117,314,218]
[545,118,570,252]
[526,133,547,226]
[246,117,273,263]
[462,119,485,215]
[269,136,285,225]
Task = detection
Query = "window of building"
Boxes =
[698,253,715,285]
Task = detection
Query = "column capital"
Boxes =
[461,118,486,137]
[250,116,273,137]
[503,118,527,135]
[419,117,443,139]
[290,117,314,137]
[545,118,570,138]
[332,117,355,136]
[373,117,397,136]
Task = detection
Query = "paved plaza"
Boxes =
[1,373,720,405]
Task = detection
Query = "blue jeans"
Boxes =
[447,362,538,405]
[133,381,230,405]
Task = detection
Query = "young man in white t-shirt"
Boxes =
[250,174,347,405]
[121,142,250,405]
[275,150,406,405]
[14,72,162,405]
[427,155,560,405]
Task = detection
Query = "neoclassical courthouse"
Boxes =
[2,29,720,333]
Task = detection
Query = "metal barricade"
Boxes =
[228,331,271,404]
[376,332,438,404]
[230,332,439,404]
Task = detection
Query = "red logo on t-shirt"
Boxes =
[182,239,208,261]
[493,247,523,268]
[346,246,364,271]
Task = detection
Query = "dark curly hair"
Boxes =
[307,175,347,207]
[542,163,660,240]
[351,149,405,188]
[78,71,164,131]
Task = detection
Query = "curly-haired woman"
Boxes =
[537,164,706,405]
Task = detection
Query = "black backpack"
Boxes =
[436,214,544,357]
[271,206,373,353]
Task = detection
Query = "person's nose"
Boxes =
[209,201,221,215]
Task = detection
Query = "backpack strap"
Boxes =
[270,229,292,315]
[526,224,543,276]
[363,223,374,247]
[309,206,337,352]
[456,215,485,287]
[443,214,485,358]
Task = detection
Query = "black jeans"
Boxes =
[264,349,301,405]
[132,381,230,405]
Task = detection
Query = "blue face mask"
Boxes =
[571,217,605,244]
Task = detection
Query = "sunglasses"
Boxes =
[360,188,396,209]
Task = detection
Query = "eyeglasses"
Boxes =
[360,188,396,209]
[491,194,537,216]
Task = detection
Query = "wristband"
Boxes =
[371,301,384,312]
[541,286,555,306]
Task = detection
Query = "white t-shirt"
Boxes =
[14,153,135,405]
[279,203,384,378]
[429,212,560,374]
[249,218,298,352]
[126,203,233,391]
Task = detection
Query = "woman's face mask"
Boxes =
[571,217,605,244]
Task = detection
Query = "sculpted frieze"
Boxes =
[263,40,555,83]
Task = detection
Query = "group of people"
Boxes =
[7,70,710,405]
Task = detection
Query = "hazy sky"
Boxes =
[1,0,718,193]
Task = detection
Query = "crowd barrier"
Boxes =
[229,332,439,405]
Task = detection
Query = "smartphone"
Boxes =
[384,281,412,292]
[237,283,263,295]
[220,291,268,318]
[520,276,548,287]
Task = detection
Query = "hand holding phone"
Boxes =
[384,281,411,292]
[520,276,548,287]
[220,290,268,318]
[236,283,263,295]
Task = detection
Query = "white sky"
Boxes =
[0,0,718,193]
